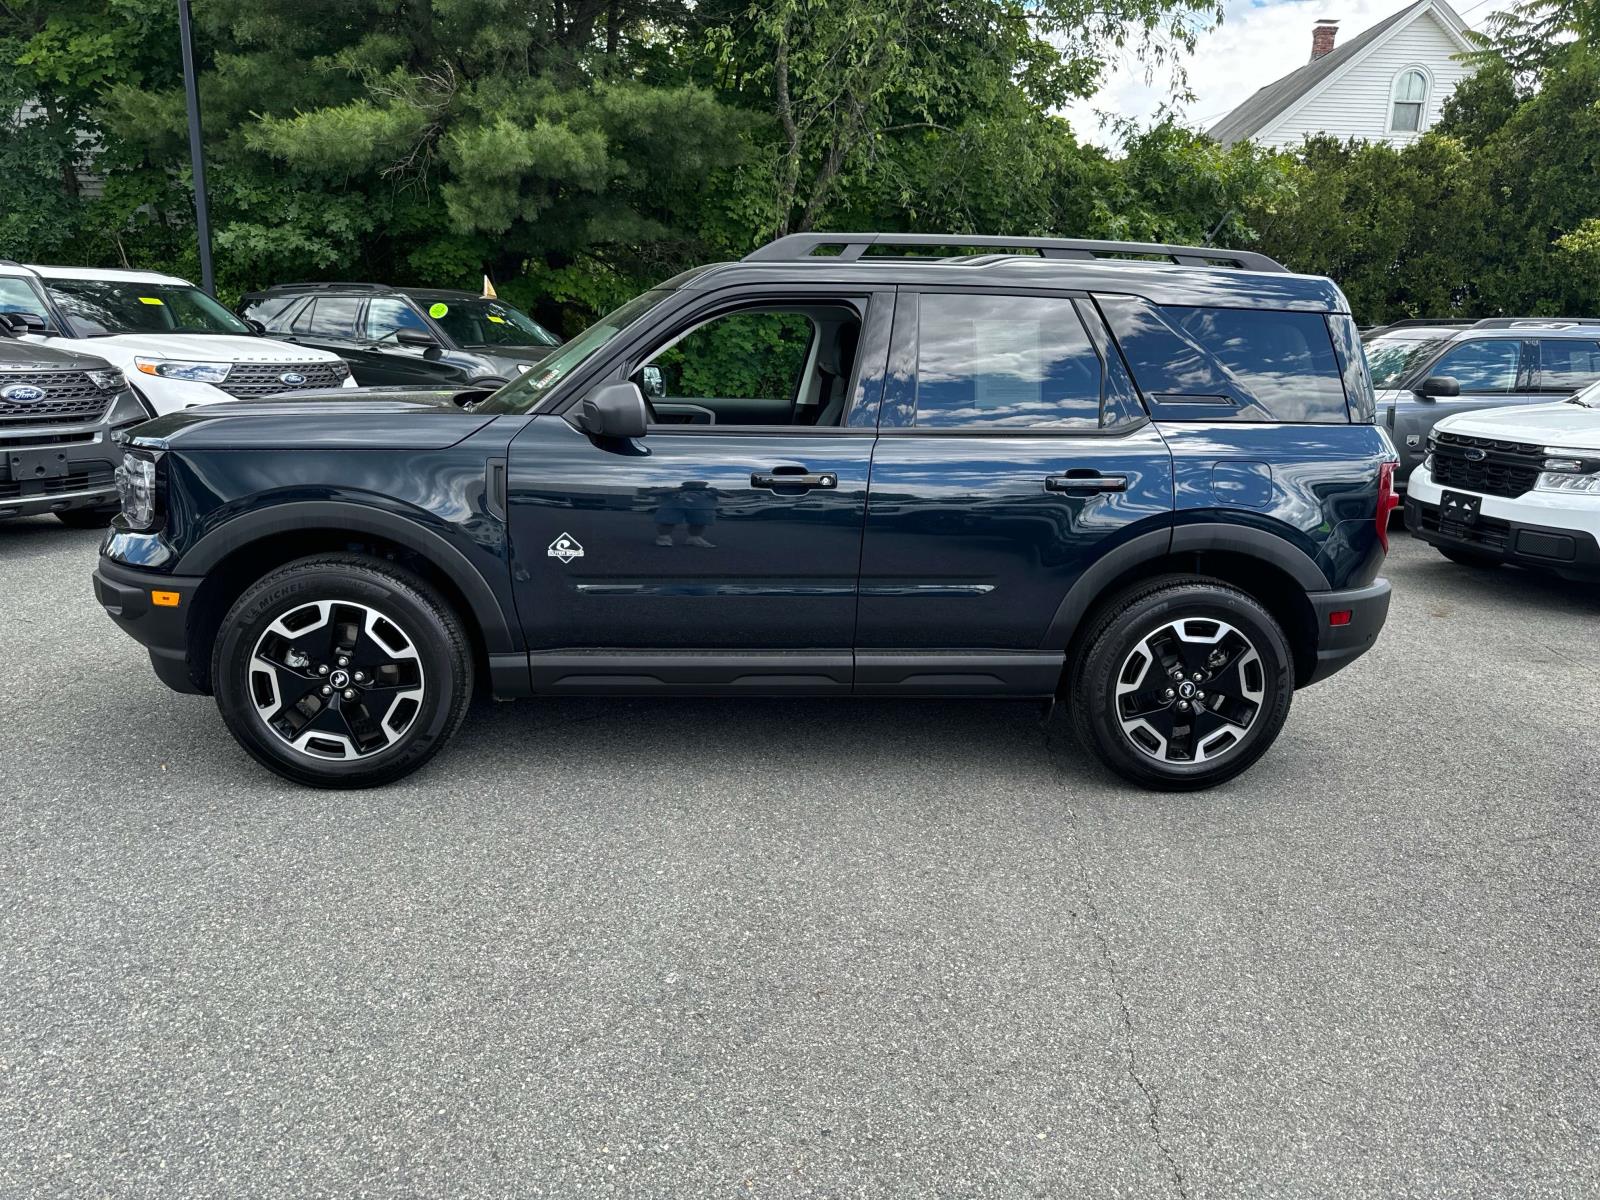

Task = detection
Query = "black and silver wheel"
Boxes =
[1070,577,1294,790]
[212,554,473,788]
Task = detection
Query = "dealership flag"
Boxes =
[482,275,497,299]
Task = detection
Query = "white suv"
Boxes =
[0,263,355,415]
[1405,381,1600,579]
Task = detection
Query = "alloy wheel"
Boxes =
[1114,617,1265,765]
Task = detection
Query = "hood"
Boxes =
[127,387,496,451]
[0,338,115,373]
[1437,401,1600,451]
[52,332,344,366]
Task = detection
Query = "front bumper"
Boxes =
[1405,497,1600,579]
[0,425,124,521]
[1304,578,1392,686]
[92,556,208,693]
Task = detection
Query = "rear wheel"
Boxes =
[211,554,474,788]
[1437,545,1501,569]
[1069,577,1294,791]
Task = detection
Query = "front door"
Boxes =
[855,289,1173,693]
[505,291,889,692]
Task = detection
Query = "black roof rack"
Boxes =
[743,232,1288,273]
[257,281,393,293]
[1369,318,1475,331]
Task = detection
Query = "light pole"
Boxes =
[177,0,215,294]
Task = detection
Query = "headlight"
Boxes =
[114,450,160,530]
[133,358,231,384]
[87,368,124,391]
[1536,472,1600,494]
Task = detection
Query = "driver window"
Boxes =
[366,298,427,341]
[638,305,862,427]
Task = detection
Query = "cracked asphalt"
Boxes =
[2,519,1597,1198]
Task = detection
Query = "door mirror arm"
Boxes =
[573,381,649,440]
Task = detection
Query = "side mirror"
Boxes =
[640,364,666,402]
[244,317,267,336]
[395,327,438,347]
[574,381,648,440]
[0,311,47,336]
[1417,375,1461,399]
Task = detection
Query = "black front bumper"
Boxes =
[0,432,119,521]
[1405,497,1600,580]
[1304,578,1391,686]
[93,557,208,694]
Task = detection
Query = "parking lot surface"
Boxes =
[2,520,1596,1198]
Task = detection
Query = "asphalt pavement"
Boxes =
[1,519,1596,1198]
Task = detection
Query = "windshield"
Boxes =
[1363,333,1449,389]
[477,289,673,414]
[425,298,560,349]
[47,279,252,337]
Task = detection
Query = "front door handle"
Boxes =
[1044,472,1127,494]
[752,468,837,491]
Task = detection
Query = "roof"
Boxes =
[244,282,483,301]
[1208,0,1470,147]
[3,263,194,287]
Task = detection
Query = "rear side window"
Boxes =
[292,297,360,338]
[1534,339,1600,391]
[1098,296,1349,423]
[914,293,1122,429]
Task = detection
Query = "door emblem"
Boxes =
[279,371,307,385]
[0,384,45,405]
[548,533,584,563]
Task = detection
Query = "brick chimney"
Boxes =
[1310,19,1339,60]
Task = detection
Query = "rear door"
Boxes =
[854,288,1172,694]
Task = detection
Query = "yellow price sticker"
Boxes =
[428,303,449,318]
[487,315,506,324]
[138,296,165,306]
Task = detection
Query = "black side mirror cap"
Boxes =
[1417,375,1461,399]
[574,381,648,440]
[395,328,438,347]
[0,311,47,336]
[244,317,267,335]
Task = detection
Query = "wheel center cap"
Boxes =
[1177,681,1197,700]
[330,669,351,689]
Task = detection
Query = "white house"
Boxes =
[1208,0,1476,149]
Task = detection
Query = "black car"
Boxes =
[96,233,1395,792]
[0,313,150,526]
[237,283,562,389]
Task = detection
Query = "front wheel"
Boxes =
[211,554,474,788]
[1069,577,1294,791]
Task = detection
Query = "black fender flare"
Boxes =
[174,500,517,653]
[1040,522,1329,651]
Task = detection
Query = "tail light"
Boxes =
[1376,460,1399,552]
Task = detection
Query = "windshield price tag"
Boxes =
[138,296,164,305]
[428,303,449,318]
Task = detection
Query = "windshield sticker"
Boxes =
[138,296,165,305]
[487,315,506,324]
[428,303,449,318]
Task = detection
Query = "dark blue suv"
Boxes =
[93,234,1396,791]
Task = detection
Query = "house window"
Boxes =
[1390,68,1429,132]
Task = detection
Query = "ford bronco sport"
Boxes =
[93,234,1396,791]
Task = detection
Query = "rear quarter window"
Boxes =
[1098,296,1351,423]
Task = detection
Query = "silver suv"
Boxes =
[1365,318,1600,487]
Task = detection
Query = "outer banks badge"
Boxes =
[548,533,584,563]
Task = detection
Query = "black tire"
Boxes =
[1068,575,1295,791]
[55,504,120,528]
[1438,545,1501,569]
[211,553,474,788]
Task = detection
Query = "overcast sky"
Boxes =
[1064,0,1515,147]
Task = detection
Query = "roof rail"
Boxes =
[1471,316,1600,329]
[261,280,392,293]
[1371,318,1475,331]
[743,232,1288,273]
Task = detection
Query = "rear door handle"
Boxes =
[1044,472,1127,493]
[752,468,837,490]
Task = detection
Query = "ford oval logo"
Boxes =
[1464,447,1488,462]
[0,383,46,405]
[279,371,307,385]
